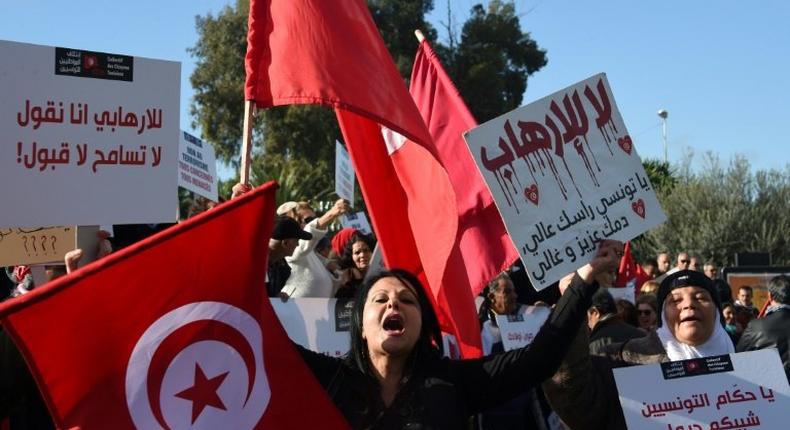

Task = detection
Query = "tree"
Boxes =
[440,0,547,122]
[633,153,790,266]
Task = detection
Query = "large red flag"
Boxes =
[409,39,519,296]
[245,0,482,357]
[0,182,348,429]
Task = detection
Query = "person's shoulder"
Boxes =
[617,331,666,366]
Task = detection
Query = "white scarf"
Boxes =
[656,310,734,361]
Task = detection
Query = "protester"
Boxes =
[296,240,623,428]
[636,293,659,331]
[615,299,639,328]
[588,289,646,356]
[688,255,700,271]
[641,258,659,279]
[656,252,671,276]
[280,199,349,298]
[703,260,718,279]
[543,270,734,429]
[734,285,759,316]
[639,280,660,296]
[334,231,375,299]
[737,275,790,383]
[267,216,312,297]
[478,272,550,429]
[721,302,740,344]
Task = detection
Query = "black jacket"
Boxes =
[736,307,790,383]
[588,314,646,356]
[298,274,598,429]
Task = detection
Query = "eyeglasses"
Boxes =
[638,310,654,316]
[680,259,690,264]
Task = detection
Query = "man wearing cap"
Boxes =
[544,270,734,430]
[267,216,312,297]
[737,275,790,383]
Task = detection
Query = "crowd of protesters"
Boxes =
[1,195,789,429]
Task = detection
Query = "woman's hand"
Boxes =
[575,240,624,285]
[231,182,252,199]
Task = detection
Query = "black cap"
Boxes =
[272,216,312,241]
[656,270,722,327]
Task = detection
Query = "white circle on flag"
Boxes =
[125,302,270,429]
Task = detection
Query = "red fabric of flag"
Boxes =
[615,241,651,291]
[245,0,482,357]
[0,182,348,429]
[409,39,519,296]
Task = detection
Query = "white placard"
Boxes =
[335,140,355,206]
[464,73,666,289]
[363,243,387,282]
[496,306,551,351]
[177,130,218,202]
[607,285,635,304]
[341,211,372,235]
[271,297,350,358]
[614,349,790,430]
[0,40,180,228]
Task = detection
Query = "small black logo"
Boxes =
[660,354,734,380]
[55,47,133,82]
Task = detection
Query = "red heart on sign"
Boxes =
[617,135,633,155]
[632,199,646,218]
[524,184,539,206]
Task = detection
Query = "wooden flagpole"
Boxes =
[240,100,255,184]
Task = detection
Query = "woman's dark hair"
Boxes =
[339,232,376,270]
[348,268,443,378]
[616,299,639,327]
[636,293,659,314]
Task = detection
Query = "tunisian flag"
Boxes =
[409,38,519,296]
[615,241,652,291]
[0,182,348,429]
[245,0,482,357]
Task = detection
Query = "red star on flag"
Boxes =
[175,363,229,424]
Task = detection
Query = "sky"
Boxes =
[2,0,788,179]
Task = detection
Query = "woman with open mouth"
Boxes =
[543,270,734,430]
[295,239,624,429]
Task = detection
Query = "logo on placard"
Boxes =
[617,135,633,155]
[524,184,539,206]
[55,47,134,81]
[125,302,270,429]
[631,199,646,218]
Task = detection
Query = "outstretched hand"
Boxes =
[574,239,624,287]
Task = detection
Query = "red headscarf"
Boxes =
[331,228,358,257]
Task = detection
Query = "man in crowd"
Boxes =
[734,285,759,316]
[703,260,718,279]
[587,289,646,356]
[267,216,312,297]
[641,258,659,279]
[656,252,671,276]
[737,275,790,383]
[689,256,700,272]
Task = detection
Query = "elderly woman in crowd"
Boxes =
[543,270,734,429]
[296,241,623,429]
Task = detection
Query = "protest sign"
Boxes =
[270,297,350,357]
[464,73,666,289]
[496,306,551,351]
[0,226,74,266]
[334,140,355,206]
[614,349,790,429]
[607,285,636,304]
[0,40,180,228]
[363,244,387,282]
[177,130,218,202]
[341,211,372,235]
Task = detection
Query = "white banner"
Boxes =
[614,349,790,429]
[177,130,218,202]
[341,211,372,235]
[334,140,355,206]
[0,40,180,228]
[464,73,666,289]
[607,285,636,304]
[496,306,551,351]
[271,298,351,358]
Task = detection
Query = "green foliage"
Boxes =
[634,153,790,267]
[641,158,676,195]
[442,0,547,122]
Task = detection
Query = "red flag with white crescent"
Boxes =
[0,182,348,429]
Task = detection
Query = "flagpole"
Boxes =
[240,100,255,184]
[414,29,425,43]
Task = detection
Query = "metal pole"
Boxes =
[657,109,668,163]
